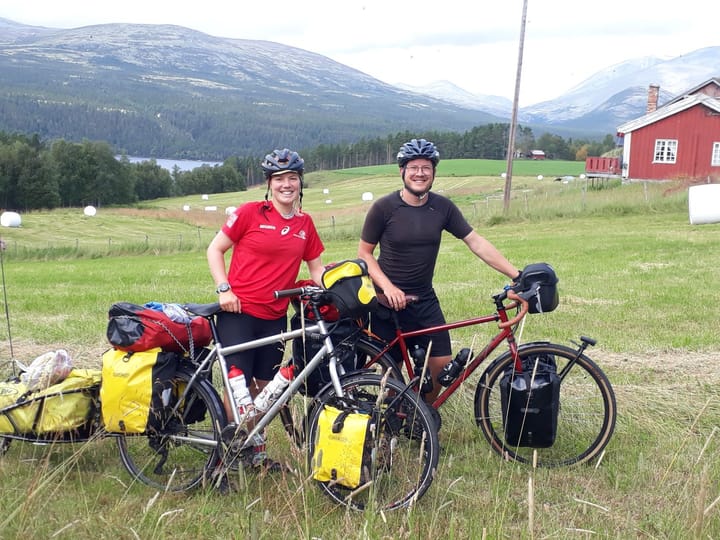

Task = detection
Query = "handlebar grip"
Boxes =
[498,289,529,329]
[274,287,306,299]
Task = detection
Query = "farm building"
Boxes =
[616,78,720,182]
[530,149,546,160]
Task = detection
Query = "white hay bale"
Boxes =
[361,192,373,201]
[0,212,21,227]
[689,184,720,225]
[83,206,97,217]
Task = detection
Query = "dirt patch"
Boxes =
[2,339,717,379]
[595,349,720,380]
[0,340,109,372]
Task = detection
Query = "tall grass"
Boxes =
[0,165,719,538]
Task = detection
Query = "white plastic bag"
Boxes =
[17,349,73,392]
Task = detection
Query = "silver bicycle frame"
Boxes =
[172,316,345,450]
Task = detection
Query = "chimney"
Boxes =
[647,84,660,113]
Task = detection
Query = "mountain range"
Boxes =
[1,17,718,159]
[400,47,719,131]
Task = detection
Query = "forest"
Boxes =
[0,126,617,210]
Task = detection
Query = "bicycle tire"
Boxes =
[475,341,616,468]
[279,336,403,449]
[116,368,226,491]
[0,436,10,455]
[307,372,439,511]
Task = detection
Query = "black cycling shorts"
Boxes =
[370,292,452,358]
[215,311,286,382]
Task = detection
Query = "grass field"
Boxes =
[0,159,719,538]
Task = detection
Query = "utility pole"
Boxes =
[503,0,529,214]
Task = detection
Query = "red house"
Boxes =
[617,78,720,182]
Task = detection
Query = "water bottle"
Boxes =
[253,364,294,414]
[437,348,471,386]
[410,344,433,394]
[228,366,255,423]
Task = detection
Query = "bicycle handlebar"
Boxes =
[376,292,420,309]
[274,285,324,299]
[497,288,530,329]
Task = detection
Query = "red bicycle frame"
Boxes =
[364,291,528,409]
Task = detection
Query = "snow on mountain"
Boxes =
[411,47,720,131]
[521,47,720,125]
[395,80,512,117]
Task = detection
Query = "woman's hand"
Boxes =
[219,290,241,313]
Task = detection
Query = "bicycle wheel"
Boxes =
[475,341,616,468]
[355,337,443,431]
[353,336,404,381]
[116,368,226,491]
[280,336,403,449]
[307,372,439,511]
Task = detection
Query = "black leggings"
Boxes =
[215,311,286,382]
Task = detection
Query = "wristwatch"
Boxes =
[215,282,231,294]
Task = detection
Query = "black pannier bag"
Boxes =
[517,263,559,314]
[290,314,364,396]
[500,354,560,448]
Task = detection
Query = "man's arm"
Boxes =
[462,231,519,280]
[357,239,406,309]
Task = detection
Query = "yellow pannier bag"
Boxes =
[320,259,377,318]
[100,347,177,434]
[0,369,101,434]
[312,404,372,489]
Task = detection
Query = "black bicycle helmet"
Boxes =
[261,148,305,178]
[397,139,440,167]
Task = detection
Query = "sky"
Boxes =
[3,0,718,106]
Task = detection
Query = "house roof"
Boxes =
[663,77,720,108]
[617,92,720,134]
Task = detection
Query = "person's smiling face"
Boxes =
[402,158,435,197]
[270,171,301,204]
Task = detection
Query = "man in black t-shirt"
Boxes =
[358,138,520,404]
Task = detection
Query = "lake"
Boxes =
[120,156,223,172]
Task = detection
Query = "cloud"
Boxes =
[2,0,718,105]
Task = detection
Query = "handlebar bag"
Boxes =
[100,347,177,434]
[0,369,101,435]
[518,263,559,314]
[499,354,560,448]
[312,404,372,489]
[321,259,378,318]
[107,302,212,354]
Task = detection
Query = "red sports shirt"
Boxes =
[222,201,324,319]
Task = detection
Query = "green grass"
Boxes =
[0,160,719,538]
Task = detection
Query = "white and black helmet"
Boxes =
[397,139,440,168]
[261,148,305,179]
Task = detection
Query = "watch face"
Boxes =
[217,283,231,293]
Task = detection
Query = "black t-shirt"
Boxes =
[360,191,473,296]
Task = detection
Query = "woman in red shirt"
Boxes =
[207,148,325,472]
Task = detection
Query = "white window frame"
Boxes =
[653,139,678,163]
[712,142,720,167]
